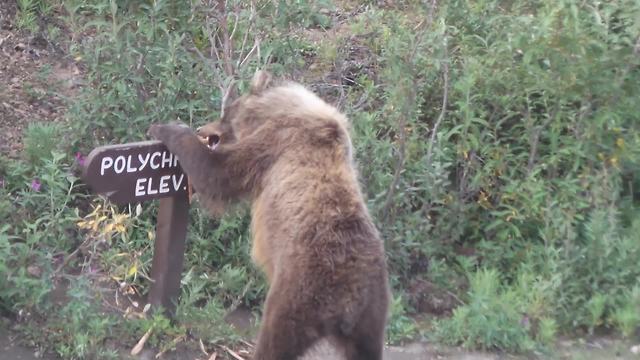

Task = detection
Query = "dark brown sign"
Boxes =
[83,139,192,315]
[82,140,187,205]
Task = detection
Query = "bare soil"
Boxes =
[0,2,81,158]
[0,318,55,360]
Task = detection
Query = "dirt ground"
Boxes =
[3,321,639,360]
[0,2,81,158]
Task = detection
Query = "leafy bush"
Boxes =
[0,152,118,359]
[435,268,556,352]
[2,0,640,355]
[386,293,418,344]
[16,0,54,32]
[0,152,83,310]
[554,209,640,331]
[48,277,119,359]
[341,0,640,350]
[23,122,65,166]
[612,286,640,338]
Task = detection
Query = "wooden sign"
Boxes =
[82,140,190,316]
[82,140,187,205]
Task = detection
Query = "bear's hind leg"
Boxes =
[253,296,322,360]
[341,319,385,360]
[341,287,388,360]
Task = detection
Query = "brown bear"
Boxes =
[148,71,390,360]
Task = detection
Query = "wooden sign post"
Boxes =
[82,140,189,315]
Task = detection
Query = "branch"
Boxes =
[198,0,265,105]
[380,2,438,223]
[421,34,449,218]
[526,115,553,176]
[425,35,449,168]
[238,39,260,68]
[190,44,226,96]
[381,94,411,223]
[236,0,257,69]
[215,0,234,79]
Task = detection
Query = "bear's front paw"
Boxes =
[147,124,165,140]
[147,122,191,142]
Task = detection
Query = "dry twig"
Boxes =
[219,345,245,360]
[199,338,209,356]
[381,1,439,222]
[130,327,153,356]
[425,36,449,168]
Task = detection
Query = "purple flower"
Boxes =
[0,178,4,188]
[75,152,86,167]
[30,179,41,192]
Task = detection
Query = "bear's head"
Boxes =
[197,70,272,150]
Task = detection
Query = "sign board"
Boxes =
[82,140,191,316]
[82,141,187,205]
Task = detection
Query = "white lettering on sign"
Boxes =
[135,177,146,197]
[172,174,185,192]
[127,155,137,172]
[133,174,185,197]
[114,156,126,173]
[147,178,158,195]
[159,175,170,194]
[150,152,161,169]
[99,150,184,198]
[161,152,172,168]
[99,150,180,176]
[138,153,150,171]
[101,157,114,176]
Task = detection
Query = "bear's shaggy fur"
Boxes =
[148,71,390,360]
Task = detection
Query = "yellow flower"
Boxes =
[114,224,126,234]
[103,223,114,234]
[76,220,90,229]
[127,263,138,278]
[478,191,492,209]
[610,156,619,167]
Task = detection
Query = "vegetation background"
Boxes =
[0,0,639,359]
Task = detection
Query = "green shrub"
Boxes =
[386,293,418,344]
[23,123,65,166]
[3,0,640,354]
[434,268,556,352]
[347,0,640,346]
[48,276,119,359]
[177,284,241,345]
[16,0,39,31]
[0,152,117,359]
[612,286,640,338]
[0,152,83,311]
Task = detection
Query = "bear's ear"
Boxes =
[250,70,272,95]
